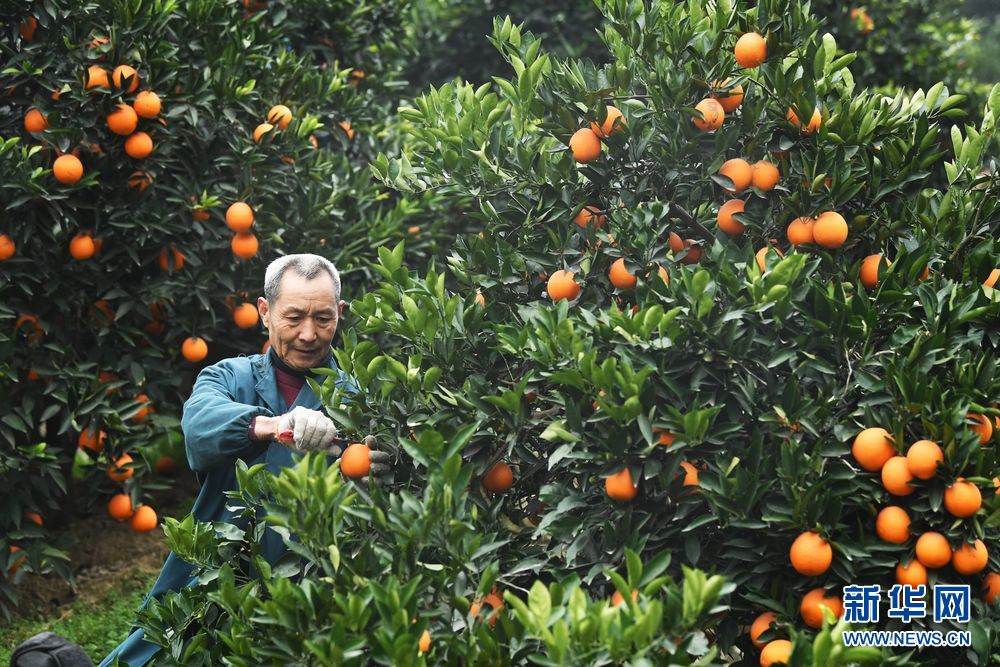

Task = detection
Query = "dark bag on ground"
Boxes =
[9,632,94,667]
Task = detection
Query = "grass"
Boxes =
[0,567,157,664]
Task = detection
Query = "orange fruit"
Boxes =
[24,512,42,526]
[89,35,110,50]
[85,65,109,90]
[717,199,746,235]
[483,461,514,493]
[132,393,151,422]
[418,629,430,654]
[0,234,15,261]
[656,265,669,284]
[905,440,943,480]
[953,539,988,575]
[24,108,48,133]
[472,587,504,628]
[93,299,115,327]
[968,413,993,445]
[475,290,485,308]
[348,69,366,86]
[654,428,675,447]
[267,104,292,129]
[233,303,259,329]
[547,270,581,302]
[19,16,37,41]
[786,216,814,246]
[69,233,96,260]
[875,506,910,544]
[590,105,624,138]
[108,454,135,482]
[16,314,43,342]
[944,478,982,518]
[787,106,822,134]
[8,546,26,575]
[131,505,158,533]
[755,245,784,273]
[573,205,605,229]
[679,461,699,487]
[128,171,152,191]
[984,573,1000,603]
[896,559,927,588]
[800,587,843,629]
[569,128,601,162]
[668,231,684,254]
[337,120,355,139]
[158,244,184,271]
[693,98,725,131]
[812,212,848,248]
[253,122,273,142]
[193,208,210,222]
[749,611,778,649]
[605,468,638,501]
[751,161,780,191]
[710,78,743,112]
[108,494,134,522]
[226,202,255,232]
[610,589,639,606]
[859,254,888,290]
[915,532,951,568]
[182,336,208,363]
[78,427,106,453]
[112,65,139,92]
[760,639,792,667]
[676,239,702,265]
[133,91,161,118]
[852,427,895,471]
[340,443,371,478]
[719,158,753,193]
[231,232,259,259]
[107,104,138,135]
[609,258,637,289]
[124,132,153,159]
[53,154,84,184]
[789,531,832,576]
[734,32,767,68]
[881,456,915,496]
[984,268,1000,288]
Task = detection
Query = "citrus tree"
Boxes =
[132,0,1000,664]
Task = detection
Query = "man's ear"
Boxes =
[338,300,346,316]
[258,297,269,327]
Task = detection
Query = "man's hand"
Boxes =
[275,407,340,453]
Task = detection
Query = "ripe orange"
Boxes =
[547,270,581,302]
[852,427,895,471]
[124,132,153,159]
[968,413,993,445]
[53,154,84,184]
[859,254,889,290]
[953,539,988,575]
[812,212,848,248]
[471,587,504,628]
[133,91,161,118]
[418,629,430,654]
[905,440,943,480]
[755,245,784,273]
[155,456,177,475]
[654,428,675,447]
[590,105,624,138]
[107,104,138,135]
[85,65,109,90]
[340,443,371,478]
[760,639,792,667]
[944,479,982,518]
[717,199,746,235]
[787,106,822,134]
[668,231,684,254]
[348,69,366,86]
[984,268,1000,288]
[231,232,259,259]
[896,559,927,588]
[78,427,106,453]
[25,512,42,526]
[915,532,951,568]
[193,208,210,222]
[475,290,485,308]
[24,108,48,133]
[693,98,725,131]
[253,122,273,142]
[158,245,184,272]
[734,32,767,68]
[719,158,753,193]
[984,573,1000,603]
[226,202,255,232]
[710,78,743,112]
[233,303,259,328]
[569,128,601,162]
[677,239,702,265]
[132,393,151,422]
[610,589,639,606]
[656,265,669,284]
[881,456,914,496]
[337,120,355,139]
[609,258,637,289]
[573,205,605,229]
[605,468,638,501]
[93,300,115,327]
[108,454,135,482]
[789,531,832,576]
[112,65,139,92]
[786,216,814,246]
[267,104,292,129]
[89,35,110,50]
[800,587,843,629]
[19,16,37,41]
[679,461,699,487]
[875,506,910,544]
[69,233,96,260]
[749,611,778,649]
[483,461,514,493]
[128,171,152,191]
[751,161,780,191]
[16,314,43,342]
[108,494,134,522]
[182,337,208,363]
[131,505,158,533]
[0,234,15,261]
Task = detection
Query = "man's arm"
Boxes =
[181,362,276,473]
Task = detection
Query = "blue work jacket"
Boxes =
[99,350,357,667]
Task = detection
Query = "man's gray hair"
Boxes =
[263,254,341,305]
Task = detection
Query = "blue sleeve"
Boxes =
[181,362,274,473]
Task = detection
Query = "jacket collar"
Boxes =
[252,348,336,414]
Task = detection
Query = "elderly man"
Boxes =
[99,254,389,667]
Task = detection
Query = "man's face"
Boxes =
[259,271,345,371]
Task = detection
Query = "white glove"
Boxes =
[276,406,340,453]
